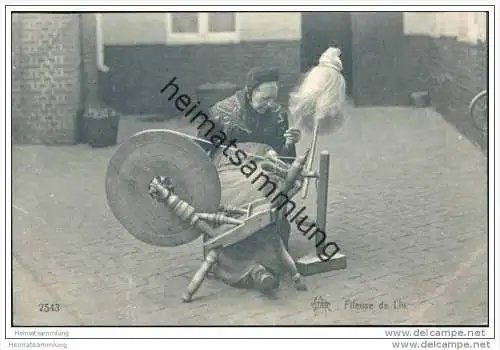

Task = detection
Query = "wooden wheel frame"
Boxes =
[149,150,315,302]
[106,129,340,303]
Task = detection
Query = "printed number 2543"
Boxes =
[38,303,60,312]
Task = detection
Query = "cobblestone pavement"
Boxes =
[11,106,488,326]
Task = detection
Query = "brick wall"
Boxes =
[12,13,83,144]
[402,35,487,151]
[12,15,24,142]
[429,38,487,151]
[100,40,301,116]
[77,14,99,142]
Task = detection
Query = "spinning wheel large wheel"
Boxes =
[105,129,222,247]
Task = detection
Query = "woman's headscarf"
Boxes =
[245,66,280,96]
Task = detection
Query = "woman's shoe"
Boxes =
[251,265,279,292]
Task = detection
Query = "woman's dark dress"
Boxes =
[197,90,297,287]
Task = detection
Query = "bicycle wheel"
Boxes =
[469,90,488,132]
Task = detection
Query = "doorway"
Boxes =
[300,12,353,97]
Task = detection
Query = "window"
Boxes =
[166,12,239,44]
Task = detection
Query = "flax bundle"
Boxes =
[288,46,347,136]
[287,46,347,198]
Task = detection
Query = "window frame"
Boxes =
[165,12,240,45]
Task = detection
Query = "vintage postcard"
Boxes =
[3,2,496,349]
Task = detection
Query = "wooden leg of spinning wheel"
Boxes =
[273,236,307,291]
[182,248,220,303]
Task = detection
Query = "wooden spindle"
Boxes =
[220,204,247,215]
[272,151,309,207]
[197,213,243,226]
[302,123,320,199]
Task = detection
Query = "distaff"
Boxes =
[286,46,347,198]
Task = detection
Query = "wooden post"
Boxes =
[296,149,346,276]
[316,151,329,255]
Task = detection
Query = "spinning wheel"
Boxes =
[105,129,343,302]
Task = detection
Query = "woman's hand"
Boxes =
[265,149,279,160]
[284,128,301,145]
[264,149,290,171]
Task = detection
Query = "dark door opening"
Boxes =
[300,12,353,97]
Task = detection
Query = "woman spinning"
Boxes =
[197,47,346,294]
